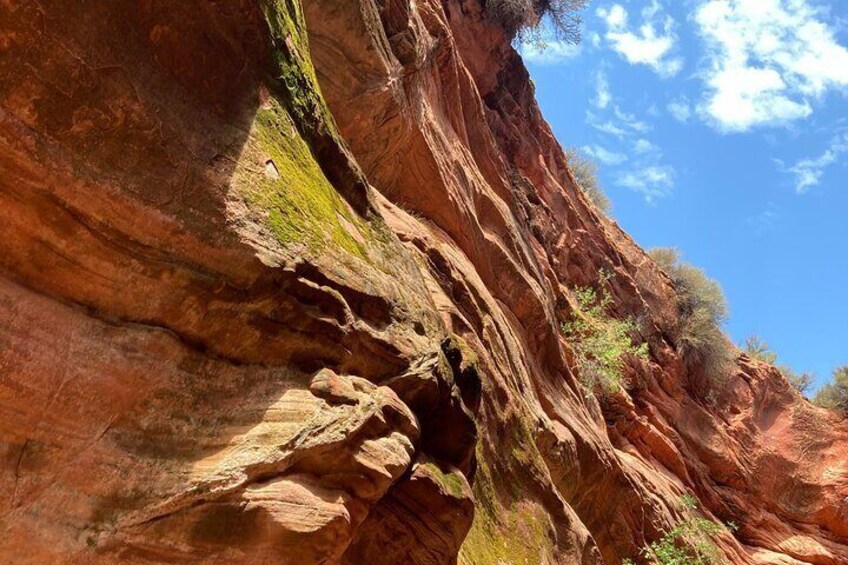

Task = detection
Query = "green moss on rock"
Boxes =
[219,0,375,257]
[242,99,369,257]
[259,0,336,136]
[418,459,469,499]
[460,496,554,564]
[445,334,480,373]
[459,441,556,564]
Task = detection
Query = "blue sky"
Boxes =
[521,0,848,390]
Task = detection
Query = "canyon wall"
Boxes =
[0,0,846,563]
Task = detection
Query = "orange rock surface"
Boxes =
[0,0,845,563]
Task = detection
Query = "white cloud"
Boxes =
[591,32,602,48]
[695,0,848,132]
[667,97,692,122]
[613,106,650,132]
[587,106,652,137]
[594,70,611,109]
[597,1,684,77]
[787,133,848,193]
[616,165,675,201]
[583,144,628,165]
[583,74,674,203]
[520,40,582,65]
[588,114,629,137]
[634,138,658,154]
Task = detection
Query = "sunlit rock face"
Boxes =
[0,0,846,563]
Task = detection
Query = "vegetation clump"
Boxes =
[649,248,733,379]
[624,495,734,565]
[742,335,777,365]
[781,365,815,396]
[742,335,815,394]
[485,0,588,44]
[565,147,611,214]
[562,271,648,393]
[813,366,848,415]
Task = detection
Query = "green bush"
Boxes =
[485,0,588,44]
[562,271,648,393]
[626,495,733,565]
[649,248,733,378]
[742,335,777,365]
[779,365,815,395]
[740,336,814,394]
[565,147,611,214]
[813,366,848,414]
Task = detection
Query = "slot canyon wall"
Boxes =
[0,0,846,563]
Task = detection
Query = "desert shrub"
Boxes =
[627,495,733,565]
[649,248,733,378]
[565,147,611,214]
[485,0,588,44]
[562,271,648,393]
[740,336,814,394]
[778,365,815,395]
[813,366,848,414]
[742,335,777,365]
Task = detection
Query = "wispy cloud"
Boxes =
[616,165,675,201]
[597,1,683,77]
[583,144,628,165]
[695,0,848,133]
[587,114,629,137]
[747,202,780,234]
[613,106,650,132]
[591,32,602,49]
[587,106,651,137]
[520,40,583,65]
[634,138,659,154]
[667,97,692,123]
[594,69,611,109]
[787,133,848,193]
[584,71,674,203]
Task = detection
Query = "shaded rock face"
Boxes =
[0,1,845,564]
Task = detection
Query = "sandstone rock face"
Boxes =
[0,0,845,564]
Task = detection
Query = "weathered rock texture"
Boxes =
[0,0,846,563]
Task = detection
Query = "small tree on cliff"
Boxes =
[485,0,589,44]
[565,147,611,214]
[562,270,648,393]
[649,248,733,380]
[742,335,777,365]
[741,336,814,394]
[813,366,848,414]
[780,365,815,396]
[624,495,734,565]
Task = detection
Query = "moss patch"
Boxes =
[238,99,369,257]
[418,460,468,499]
[445,334,480,373]
[223,0,376,258]
[511,418,544,471]
[459,439,556,564]
[259,0,330,126]
[459,497,554,564]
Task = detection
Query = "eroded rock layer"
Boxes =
[0,0,846,563]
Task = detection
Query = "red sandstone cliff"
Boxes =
[0,1,846,563]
